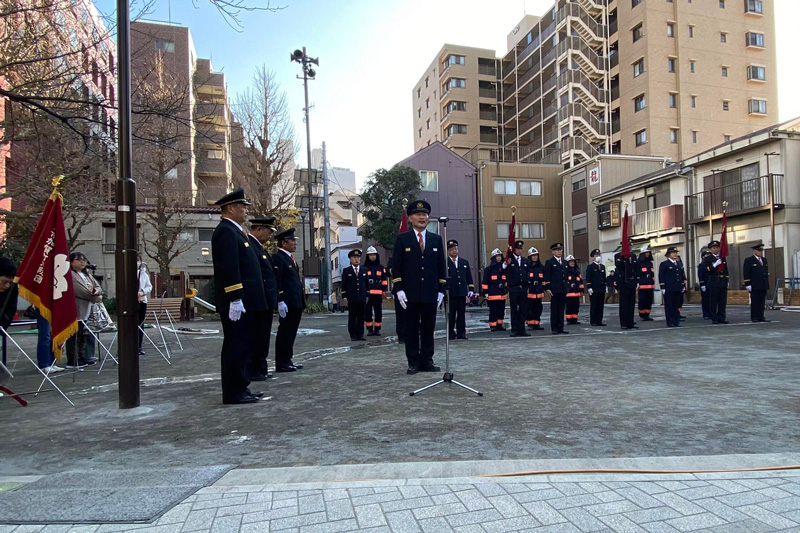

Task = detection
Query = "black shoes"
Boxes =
[510,332,531,337]
[639,316,654,321]
[592,323,607,327]
[420,364,441,372]
[223,394,260,405]
[250,374,268,382]
[351,336,367,341]
[137,350,145,356]
[276,363,302,372]
[759,318,771,323]
[457,335,469,340]
[407,366,419,375]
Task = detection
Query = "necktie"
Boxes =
[355,267,358,276]
[757,256,763,266]
[418,232,424,254]
[291,255,297,268]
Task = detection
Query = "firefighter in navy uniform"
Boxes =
[698,250,711,319]
[543,242,569,334]
[637,246,656,321]
[702,240,730,324]
[390,199,447,375]
[211,189,266,405]
[363,246,387,336]
[564,255,583,324]
[446,239,474,340]
[659,246,686,327]
[743,243,771,322]
[504,240,530,337]
[525,247,545,330]
[341,249,367,341]
[482,249,507,331]
[388,258,405,343]
[247,216,280,381]
[272,228,305,372]
[585,249,607,326]
[615,246,639,329]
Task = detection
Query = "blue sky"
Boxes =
[96,0,800,192]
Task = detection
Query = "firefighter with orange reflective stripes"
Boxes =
[565,255,584,325]
[363,246,388,336]
[637,245,656,321]
[525,247,545,331]
[482,249,507,331]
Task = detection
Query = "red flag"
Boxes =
[14,185,78,360]
[506,212,516,260]
[621,206,631,258]
[399,208,408,233]
[718,209,728,271]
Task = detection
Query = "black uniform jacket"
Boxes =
[526,261,545,296]
[659,259,686,292]
[585,263,607,293]
[482,261,507,299]
[391,230,447,303]
[637,254,656,289]
[272,249,305,309]
[363,256,388,296]
[505,255,528,292]
[566,266,584,296]
[447,257,474,297]
[743,255,770,291]
[247,234,279,310]
[212,218,267,315]
[614,253,639,289]
[341,265,367,303]
[543,256,569,294]
[702,254,730,289]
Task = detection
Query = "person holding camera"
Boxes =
[65,252,102,367]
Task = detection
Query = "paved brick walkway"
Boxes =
[5,470,800,532]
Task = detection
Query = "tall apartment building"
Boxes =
[415,0,777,169]
[412,45,500,156]
[131,21,233,206]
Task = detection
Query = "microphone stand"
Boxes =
[410,216,482,397]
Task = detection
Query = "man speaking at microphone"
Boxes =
[391,200,446,375]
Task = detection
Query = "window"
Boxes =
[207,150,224,159]
[420,170,438,191]
[154,40,175,53]
[572,214,588,236]
[747,65,766,81]
[720,32,727,42]
[690,60,696,73]
[722,66,728,77]
[724,135,732,143]
[720,0,725,6]
[667,23,674,37]
[496,223,510,239]
[745,0,763,14]
[425,98,430,109]
[668,58,676,73]
[102,225,115,252]
[165,166,178,179]
[689,26,694,38]
[670,128,679,144]
[426,119,430,130]
[634,93,646,112]
[446,101,467,113]
[632,0,642,7]
[691,95,697,107]
[519,181,543,196]
[749,99,767,114]
[633,58,645,77]
[692,130,698,144]
[520,223,545,239]
[635,129,647,147]
[446,55,465,66]
[426,221,439,234]
[417,108,421,118]
[417,88,421,98]
[669,93,678,108]
[446,124,467,135]
[198,229,214,242]
[425,77,429,88]
[418,128,422,138]
[597,202,621,229]
[746,32,765,47]
[447,78,466,89]
[571,172,586,192]
[632,23,644,42]
[494,180,517,195]
[722,100,730,111]
[640,182,670,210]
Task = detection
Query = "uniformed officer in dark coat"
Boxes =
[585,249,607,326]
[272,228,305,372]
[391,199,446,374]
[543,242,569,334]
[615,246,639,329]
[387,258,405,344]
[446,239,474,340]
[659,246,686,327]
[211,189,266,405]
[363,246,388,336]
[698,250,711,319]
[504,240,530,337]
[525,247,545,330]
[702,240,730,324]
[248,216,280,380]
[743,243,770,322]
[637,246,656,321]
[341,249,367,341]
[483,249,507,331]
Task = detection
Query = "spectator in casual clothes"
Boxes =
[0,258,18,330]
[31,306,64,374]
[137,256,152,355]
[65,252,102,367]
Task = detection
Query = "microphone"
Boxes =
[438,216,449,223]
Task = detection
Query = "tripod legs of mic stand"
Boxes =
[410,372,483,396]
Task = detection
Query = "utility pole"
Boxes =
[322,142,332,310]
[115,0,140,408]
[290,48,318,256]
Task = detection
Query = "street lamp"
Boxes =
[290,48,319,256]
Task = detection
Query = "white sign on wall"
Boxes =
[588,166,601,187]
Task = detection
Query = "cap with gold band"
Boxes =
[214,188,251,207]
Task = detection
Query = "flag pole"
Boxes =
[116,0,140,409]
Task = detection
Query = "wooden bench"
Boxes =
[145,298,185,323]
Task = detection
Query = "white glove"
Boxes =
[713,259,722,268]
[588,288,593,296]
[397,290,408,310]
[437,292,445,308]
[661,289,666,295]
[700,286,706,292]
[278,301,288,318]
[467,291,474,299]
[746,285,752,292]
[229,300,245,322]
[682,287,686,293]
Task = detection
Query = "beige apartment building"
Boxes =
[412,45,500,156]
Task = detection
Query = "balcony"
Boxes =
[196,157,228,176]
[479,87,497,99]
[480,132,498,144]
[195,126,226,147]
[195,101,226,124]
[478,63,497,76]
[686,175,784,222]
[631,205,684,237]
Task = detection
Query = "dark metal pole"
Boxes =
[302,47,314,256]
[115,0,140,409]
[765,153,777,287]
